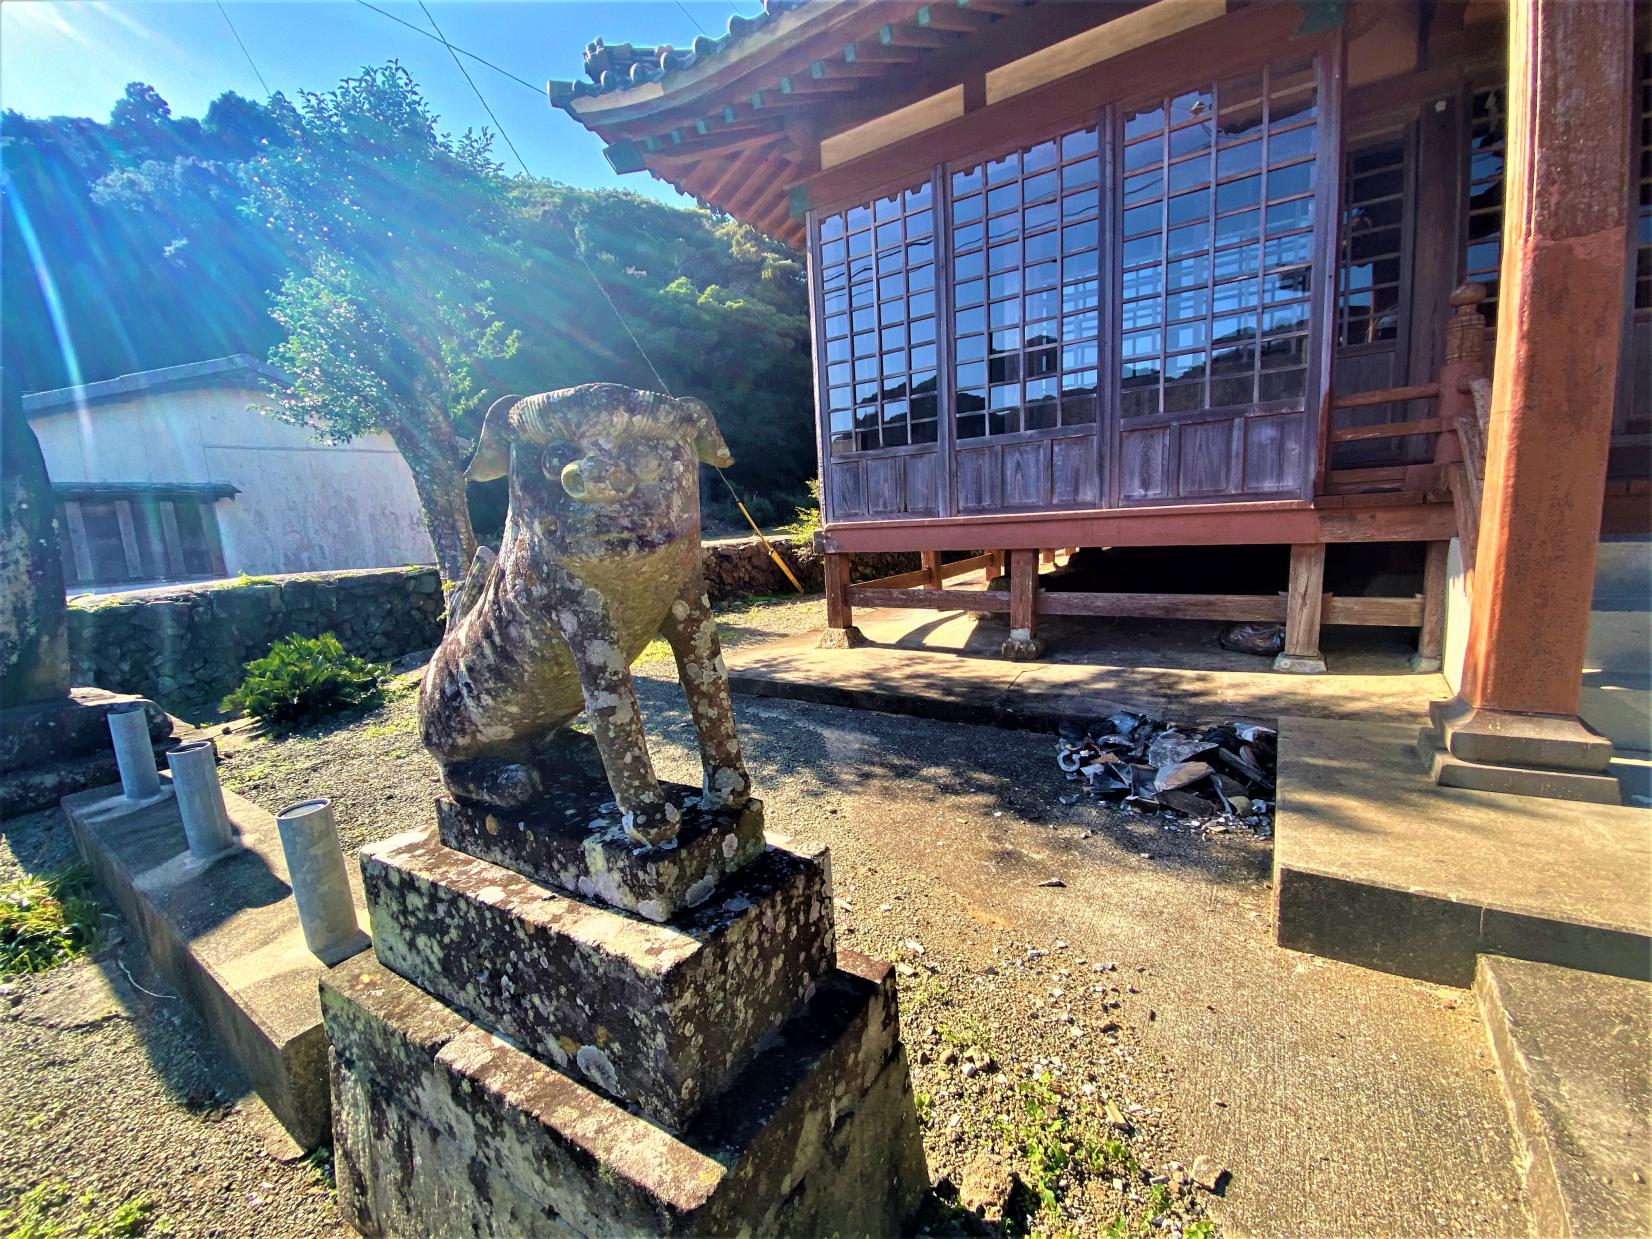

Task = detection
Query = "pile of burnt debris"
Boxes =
[1055,712,1277,834]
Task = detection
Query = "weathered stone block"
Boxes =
[435,747,766,923]
[360,830,834,1131]
[321,949,927,1238]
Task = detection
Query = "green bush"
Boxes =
[0,866,101,977]
[778,478,822,546]
[221,633,387,728]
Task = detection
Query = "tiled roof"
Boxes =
[548,0,807,107]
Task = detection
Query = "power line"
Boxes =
[676,2,709,37]
[414,0,673,400]
[413,2,800,585]
[216,1,271,97]
[354,0,543,97]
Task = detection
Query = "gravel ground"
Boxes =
[1,589,1522,1237]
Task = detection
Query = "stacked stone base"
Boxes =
[323,791,928,1237]
[323,950,925,1238]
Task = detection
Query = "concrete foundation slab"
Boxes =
[360,829,835,1131]
[1475,955,1651,1238]
[1273,717,1652,985]
[729,610,1444,732]
[61,776,369,1147]
[322,948,928,1239]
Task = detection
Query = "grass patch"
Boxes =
[0,868,101,977]
[362,715,417,738]
[0,1182,162,1238]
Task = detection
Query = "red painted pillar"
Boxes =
[1426,0,1634,801]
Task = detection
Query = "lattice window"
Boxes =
[1337,131,1407,348]
[817,180,938,455]
[948,124,1102,440]
[1118,55,1319,419]
[1464,87,1506,326]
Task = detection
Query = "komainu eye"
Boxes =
[540,441,578,476]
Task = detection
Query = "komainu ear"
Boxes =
[466,394,522,483]
[677,396,733,468]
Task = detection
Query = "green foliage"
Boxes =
[221,633,386,728]
[0,1182,158,1238]
[778,478,823,546]
[0,867,101,977]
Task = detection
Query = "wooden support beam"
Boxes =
[1002,548,1043,660]
[921,550,943,588]
[1275,544,1327,673]
[849,586,1010,611]
[1330,384,1442,411]
[1329,418,1447,445]
[844,584,1424,627]
[1412,540,1450,671]
[820,552,865,648]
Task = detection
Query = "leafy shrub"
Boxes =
[778,478,822,546]
[0,867,101,977]
[221,633,386,727]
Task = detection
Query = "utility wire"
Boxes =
[411,2,803,587]
[676,2,709,36]
[355,0,544,97]
[216,0,271,97]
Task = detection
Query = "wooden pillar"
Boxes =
[1000,548,1044,661]
[1411,540,1449,673]
[1274,544,1327,674]
[1425,0,1632,802]
[817,552,864,649]
[921,550,943,589]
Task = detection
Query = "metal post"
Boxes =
[167,741,236,860]
[275,798,365,964]
[108,703,161,800]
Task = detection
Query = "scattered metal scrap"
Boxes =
[1054,712,1277,832]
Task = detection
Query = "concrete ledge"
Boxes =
[1273,717,1652,986]
[62,777,369,1147]
[1476,956,1651,1238]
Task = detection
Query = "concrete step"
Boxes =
[1581,672,1652,755]
[1593,536,1651,607]
[1475,956,1651,1239]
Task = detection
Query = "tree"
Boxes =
[244,64,520,589]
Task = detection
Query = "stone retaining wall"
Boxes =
[68,568,445,716]
[700,536,918,602]
[66,542,924,716]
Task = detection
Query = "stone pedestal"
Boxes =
[323,785,927,1236]
[0,688,173,818]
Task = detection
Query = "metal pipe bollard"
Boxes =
[166,740,237,860]
[108,703,161,800]
[275,799,363,964]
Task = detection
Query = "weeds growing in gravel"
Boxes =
[0,868,101,976]
[0,1182,163,1238]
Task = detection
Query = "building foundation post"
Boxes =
[1274,544,1327,674]
[1420,0,1633,803]
[1411,540,1449,673]
[1001,549,1044,661]
[818,551,864,648]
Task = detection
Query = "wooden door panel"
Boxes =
[1243,414,1306,493]
[1051,436,1100,507]
[865,457,903,515]
[1119,427,1171,501]
[1002,442,1050,509]
[957,448,1001,512]
[829,460,867,519]
[1178,419,1239,497]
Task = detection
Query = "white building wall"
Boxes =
[31,381,434,576]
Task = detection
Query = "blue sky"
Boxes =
[0,0,762,204]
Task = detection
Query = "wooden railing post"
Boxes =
[1438,283,1490,571]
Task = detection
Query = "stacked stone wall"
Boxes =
[67,568,444,716]
[65,542,927,716]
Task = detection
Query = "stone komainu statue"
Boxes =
[418,383,750,846]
